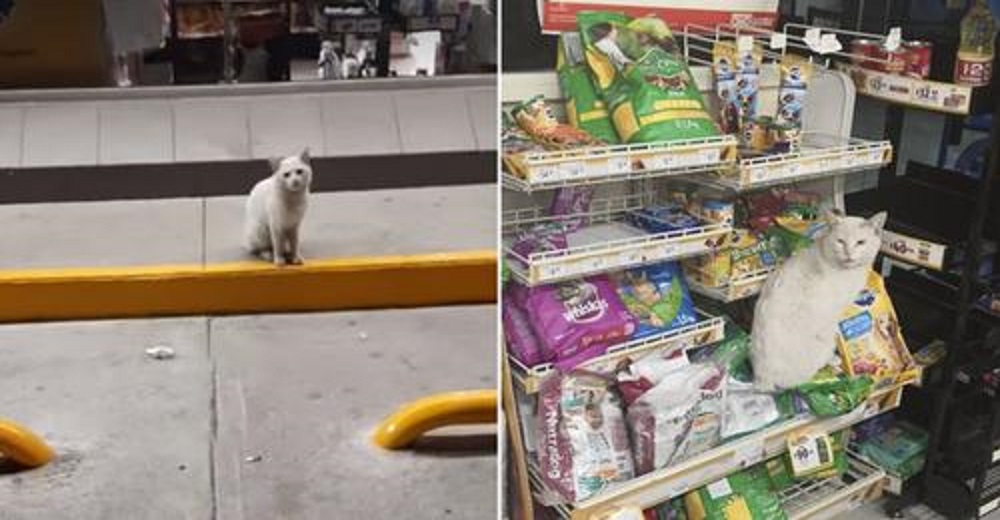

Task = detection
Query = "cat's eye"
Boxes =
[837,239,847,246]
[294,169,303,175]
[283,172,291,178]
[857,240,866,246]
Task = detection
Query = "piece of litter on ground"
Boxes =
[357,331,368,341]
[145,345,176,360]
[245,455,263,463]
[177,464,187,471]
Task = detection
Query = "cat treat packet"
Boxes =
[611,262,698,340]
[627,204,703,234]
[775,55,813,143]
[558,33,621,144]
[837,271,919,389]
[577,12,718,144]
[537,371,635,503]
[511,95,605,150]
[735,42,762,131]
[712,41,741,135]
[524,276,636,371]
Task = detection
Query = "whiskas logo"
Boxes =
[561,282,608,324]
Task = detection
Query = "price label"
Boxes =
[532,164,562,182]
[734,436,766,467]
[608,155,631,175]
[749,166,769,183]
[561,161,585,179]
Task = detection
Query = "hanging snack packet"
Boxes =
[550,186,596,232]
[712,41,741,135]
[577,12,718,144]
[611,262,699,340]
[775,54,813,143]
[537,371,635,503]
[558,33,621,144]
[511,95,605,150]
[734,42,762,133]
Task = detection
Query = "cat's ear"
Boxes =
[822,208,844,225]
[299,148,311,165]
[868,211,888,231]
[267,156,282,172]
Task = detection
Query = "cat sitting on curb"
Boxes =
[751,209,887,392]
[244,149,312,266]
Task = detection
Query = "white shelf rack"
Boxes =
[530,378,913,519]
[509,313,725,394]
[504,194,731,286]
[835,63,974,115]
[502,134,739,192]
[687,267,774,302]
[780,452,886,520]
[694,134,892,192]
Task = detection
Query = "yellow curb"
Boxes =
[0,419,55,468]
[372,389,497,450]
[0,250,496,323]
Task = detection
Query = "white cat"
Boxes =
[244,150,313,266]
[750,210,887,391]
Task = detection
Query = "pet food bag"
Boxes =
[837,272,919,389]
[612,262,699,340]
[735,43,763,130]
[614,348,691,406]
[511,95,606,150]
[509,223,569,266]
[524,276,637,370]
[577,12,718,144]
[550,186,596,232]
[775,55,813,139]
[627,363,726,474]
[502,111,548,177]
[503,289,551,367]
[713,41,741,135]
[627,204,703,234]
[796,367,874,417]
[684,466,787,520]
[537,371,636,502]
[558,33,621,144]
[767,430,849,490]
[855,421,928,480]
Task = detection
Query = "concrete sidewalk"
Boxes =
[0,184,495,270]
[0,306,496,520]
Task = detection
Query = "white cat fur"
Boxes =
[750,210,887,391]
[244,150,313,266]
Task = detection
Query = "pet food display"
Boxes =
[510,223,569,263]
[775,55,813,143]
[684,466,787,520]
[855,421,928,481]
[712,42,741,135]
[627,363,726,474]
[735,43,762,130]
[503,289,551,366]
[615,348,691,406]
[511,95,606,150]
[729,230,782,277]
[577,12,718,144]
[612,262,699,340]
[767,430,849,489]
[628,205,703,235]
[537,371,636,502]
[796,367,874,417]
[558,33,622,144]
[502,113,548,177]
[550,186,597,232]
[524,276,637,370]
[837,272,919,389]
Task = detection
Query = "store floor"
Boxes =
[0,306,496,519]
[0,183,495,270]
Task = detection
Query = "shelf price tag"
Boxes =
[608,155,631,175]
[734,436,765,468]
[561,161,586,179]
[531,164,562,183]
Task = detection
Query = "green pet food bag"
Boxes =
[685,466,787,520]
[558,32,620,144]
[577,11,718,144]
[797,368,874,417]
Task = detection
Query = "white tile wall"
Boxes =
[173,99,250,162]
[321,91,402,157]
[22,103,99,167]
[248,95,325,159]
[466,87,497,151]
[0,107,24,168]
[99,101,174,165]
[394,89,477,153]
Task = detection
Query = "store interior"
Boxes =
[501,0,999,519]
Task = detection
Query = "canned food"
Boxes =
[903,40,933,79]
[883,47,908,74]
[851,38,880,68]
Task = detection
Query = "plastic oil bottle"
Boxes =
[954,0,997,86]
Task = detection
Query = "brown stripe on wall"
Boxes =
[0,151,496,203]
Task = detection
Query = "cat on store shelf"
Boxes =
[244,149,313,266]
[750,209,887,392]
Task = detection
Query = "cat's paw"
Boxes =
[289,254,304,265]
[258,250,274,262]
[273,255,288,267]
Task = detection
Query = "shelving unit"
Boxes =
[502,21,904,519]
